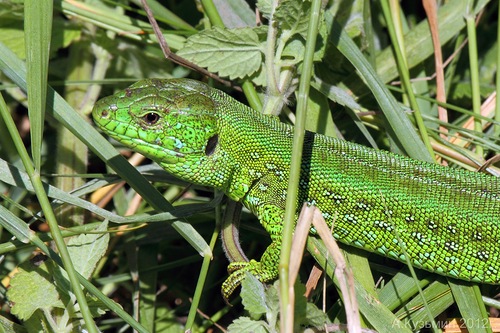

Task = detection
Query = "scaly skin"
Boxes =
[93,78,500,298]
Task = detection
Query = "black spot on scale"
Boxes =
[447,224,457,234]
[472,231,483,241]
[444,241,459,252]
[427,220,438,230]
[475,250,489,261]
[356,201,370,210]
[405,215,416,223]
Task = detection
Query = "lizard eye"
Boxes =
[142,112,160,125]
[205,134,218,156]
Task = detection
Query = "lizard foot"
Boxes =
[221,259,278,300]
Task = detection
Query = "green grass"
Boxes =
[0,0,499,332]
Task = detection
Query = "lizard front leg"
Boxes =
[221,203,284,300]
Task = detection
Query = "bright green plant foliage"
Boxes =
[1,0,498,331]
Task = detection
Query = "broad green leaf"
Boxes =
[213,0,256,28]
[8,258,65,320]
[326,0,365,39]
[281,36,324,65]
[294,282,329,328]
[0,315,26,333]
[274,0,311,39]
[248,66,267,87]
[0,17,24,58]
[227,317,268,333]
[177,27,263,79]
[305,303,329,328]
[256,0,272,19]
[241,272,268,316]
[67,221,109,279]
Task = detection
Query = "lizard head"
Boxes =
[92,78,229,188]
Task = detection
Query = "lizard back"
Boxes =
[213,91,500,283]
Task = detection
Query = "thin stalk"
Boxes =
[185,198,221,329]
[263,0,280,106]
[496,4,500,137]
[381,0,435,161]
[465,12,483,157]
[279,0,322,331]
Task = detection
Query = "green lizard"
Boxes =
[92,78,500,299]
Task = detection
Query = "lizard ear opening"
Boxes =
[205,134,218,156]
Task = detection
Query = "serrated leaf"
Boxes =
[248,65,267,87]
[86,295,110,318]
[317,83,362,111]
[253,24,270,42]
[274,0,311,39]
[227,317,268,333]
[24,310,49,333]
[281,38,305,64]
[177,27,263,79]
[241,272,268,317]
[265,281,280,312]
[7,258,64,320]
[280,18,327,67]
[281,36,325,67]
[256,0,272,19]
[293,282,308,324]
[213,0,256,28]
[0,313,28,333]
[304,303,329,327]
[326,0,365,39]
[155,307,185,333]
[68,221,109,279]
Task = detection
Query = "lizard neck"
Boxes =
[211,94,294,203]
